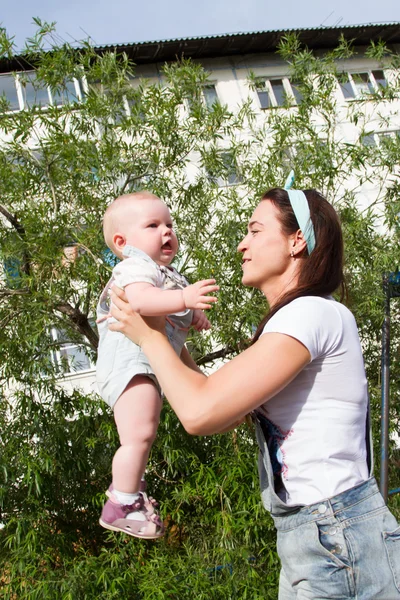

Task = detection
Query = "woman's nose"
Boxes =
[237,236,247,253]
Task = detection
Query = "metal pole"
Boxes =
[380,274,391,502]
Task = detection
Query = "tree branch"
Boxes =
[55,302,99,350]
[0,204,31,276]
[0,204,23,233]
[0,288,29,297]
[196,340,249,366]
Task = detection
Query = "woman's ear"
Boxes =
[291,229,307,257]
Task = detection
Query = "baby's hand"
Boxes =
[191,309,211,331]
[182,279,219,310]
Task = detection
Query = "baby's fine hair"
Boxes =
[103,191,160,255]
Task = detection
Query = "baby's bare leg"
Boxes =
[112,375,161,494]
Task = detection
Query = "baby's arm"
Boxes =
[124,279,218,316]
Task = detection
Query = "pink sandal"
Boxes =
[99,492,164,539]
[139,479,160,516]
[106,480,160,517]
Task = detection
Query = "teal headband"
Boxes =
[284,170,316,255]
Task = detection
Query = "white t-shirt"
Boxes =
[258,295,369,506]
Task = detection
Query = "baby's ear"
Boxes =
[113,232,126,253]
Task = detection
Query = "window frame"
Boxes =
[339,70,387,101]
[359,129,400,148]
[201,83,220,109]
[49,327,94,376]
[0,70,84,112]
[0,72,21,111]
[255,77,301,109]
[206,150,243,187]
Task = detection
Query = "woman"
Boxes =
[108,182,400,599]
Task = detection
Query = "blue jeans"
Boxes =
[254,413,400,599]
[276,477,400,599]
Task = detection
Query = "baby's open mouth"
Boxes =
[162,242,172,250]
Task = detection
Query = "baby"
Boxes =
[96,191,218,539]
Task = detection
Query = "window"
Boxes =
[188,84,219,114]
[360,134,377,147]
[255,78,301,109]
[359,130,400,148]
[0,74,20,111]
[281,147,295,170]
[376,130,400,150]
[207,151,242,187]
[51,80,82,106]
[339,70,387,100]
[14,71,84,109]
[50,328,94,375]
[378,130,400,142]
[294,139,332,173]
[290,81,303,105]
[20,72,51,108]
[202,84,219,109]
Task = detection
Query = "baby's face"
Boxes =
[123,199,178,266]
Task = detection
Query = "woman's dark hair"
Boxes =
[252,187,346,343]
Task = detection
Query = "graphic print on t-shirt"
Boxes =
[262,416,293,479]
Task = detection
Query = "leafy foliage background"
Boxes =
[0,22,399,598]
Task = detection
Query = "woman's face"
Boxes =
[238,199,293,293]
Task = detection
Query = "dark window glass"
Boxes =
[339,74,355,99]
[291,81,303,105]
[202,85,219,109]
[206,152,242,186]
[257,88,271,109]
[0,74,20,110]
[51,80,79,105]
[379,131,400,145]
[255,80,272,109]
[51,328,93,374]
[59,345,92,373]
[372,70,387,89]
[222,152,242,186]
[21,72,50,107]
[352,73,374,95]
[270,80,285,106]
[361,134,376,147]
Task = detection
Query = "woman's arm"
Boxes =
[109,288,310,436]
[180,345,205,375]
[179,347,245,433]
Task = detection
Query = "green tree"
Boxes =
[0,22,399,598]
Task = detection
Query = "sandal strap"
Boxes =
[148,513,163,527]
[121,493,145,513]
[113,517,159,537]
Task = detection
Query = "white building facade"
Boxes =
[1,23,399,394]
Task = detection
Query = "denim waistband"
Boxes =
[273,476,385,531]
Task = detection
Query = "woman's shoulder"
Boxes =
[264,296,355,360]
[276,296,357,328]
[288,295,352,315]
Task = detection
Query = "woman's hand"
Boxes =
[108,285,166,346]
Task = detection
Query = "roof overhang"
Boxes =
[1,23,400,73]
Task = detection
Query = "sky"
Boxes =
[2,0,400,50]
